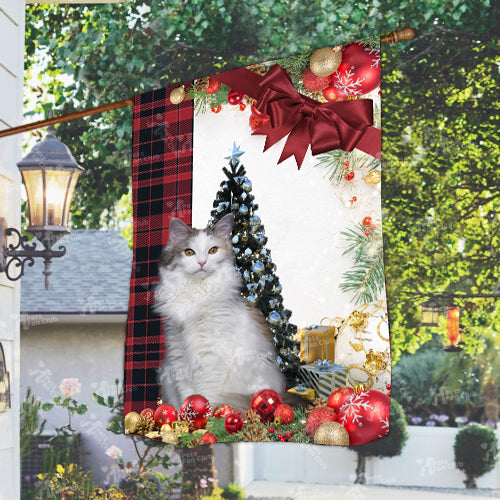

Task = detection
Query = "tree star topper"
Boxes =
[225,142,245,166]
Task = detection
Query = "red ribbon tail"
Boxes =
[277,121,310,169]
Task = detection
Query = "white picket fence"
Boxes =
[234,426,500,490]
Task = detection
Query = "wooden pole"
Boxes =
[0,98,133,139]
[0,27,414,140]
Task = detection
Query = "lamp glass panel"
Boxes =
[21,169,44,227]
[62,171,80,226]
[44,169,72,226]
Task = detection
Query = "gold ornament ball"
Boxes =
[314,422,350,446]
[365,170,381,185]
[192,429,208,438]
[170,86,185,105]
[162,430,179,445]
[124,411,140,434]
[309,47,343,77]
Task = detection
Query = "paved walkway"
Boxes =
[245,481,500,500]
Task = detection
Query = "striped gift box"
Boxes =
[298,361,347,399]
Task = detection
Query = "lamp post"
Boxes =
[0,125,83,289]
[420,299,440,327]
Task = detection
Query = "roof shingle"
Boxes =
[21,230,132,314]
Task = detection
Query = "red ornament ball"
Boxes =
[140,408,154,420]
[364,229,371,236]
[201,432,218,444]
[305,407,337,439]
[249,113,270,132]
[224,412,244,434]
[179,394,212,430]
[227,88,244,105]
[302,66,331,91]
[322,84,347,102]
[362,216,373,227]
[206,77,221,94]
[250,389,283,423]
[239,103,247,111]
[331,43,380,97]
[274,404,294,425]
[327,386,354,413]
[212,404,234,420]
[154,403,178,427]
[211,105,222,114]
[344,171,355,181]
[338,389,390,446]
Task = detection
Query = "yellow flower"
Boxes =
[68,463,74,474]
[37,473,44,480]
[56,464,65,474]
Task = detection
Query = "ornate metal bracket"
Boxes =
[0,218,66,290]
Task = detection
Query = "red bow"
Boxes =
[251,65,374,168]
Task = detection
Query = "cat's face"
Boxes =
[159,214,234,277]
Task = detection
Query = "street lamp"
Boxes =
[420,299,440,327]
[0,125,83,289]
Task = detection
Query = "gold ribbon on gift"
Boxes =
[296,318,339,363]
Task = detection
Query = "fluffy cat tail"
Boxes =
[215,391,309,414]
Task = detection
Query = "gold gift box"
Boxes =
[288,385,315,401]
[296,322,338,363]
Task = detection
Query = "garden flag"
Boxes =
[124,38,391,447]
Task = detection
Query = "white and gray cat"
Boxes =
[155,213,301,410]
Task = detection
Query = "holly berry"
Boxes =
[364,229,371,236]
[371,223,377,230]
[278,434,284,440]
[285,432,292,439]
[269,427,274,433]
[206,77,221,94]
[211,105,222,113]
[387,392,391,397]
[239,103,247,111]
[362,216,373,227]
[386,384,391,390]
[344,171,355,181]
[344,160,350,167]
[352,196,357,202]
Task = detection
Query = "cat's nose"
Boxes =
[198,261,207,267]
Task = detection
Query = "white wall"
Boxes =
[21,319,149,486]
[0,1,25,498]
[235,426,500,489]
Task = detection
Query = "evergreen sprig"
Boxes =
[188,83,231,115]
[315,149,381,184]
[339,223,385,305]
[274,50,312,85]
[357,35,381,49]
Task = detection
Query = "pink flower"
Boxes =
[105,445,123,460]
[59,378,81,398]
[200,478,208,489]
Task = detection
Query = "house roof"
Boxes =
[21,230,132,314]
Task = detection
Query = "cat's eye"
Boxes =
[184,249,195,256]
[209,246,218,254]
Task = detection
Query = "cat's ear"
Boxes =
[168,218,191,244]
[213,213,234,239]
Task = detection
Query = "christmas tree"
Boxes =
[209,143,301,384]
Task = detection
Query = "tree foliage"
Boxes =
[24,1,498,360]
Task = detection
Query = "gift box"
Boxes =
[298,360,347,399]
[287,384,315,401]
[296,321,338,363]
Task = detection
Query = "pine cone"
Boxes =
[244,95,257,106]
[189,437,202,447]
[305,398,328,416]
[244,409,261,425]
[194,76,210,92]
[247,64,268,75]
[242,424,269,442]
[135,416,155,435]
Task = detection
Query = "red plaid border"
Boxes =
[124,85,194,414]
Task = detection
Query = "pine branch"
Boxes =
[188,83,230,115]
[357,35,381,49]
[274,50,312,85]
